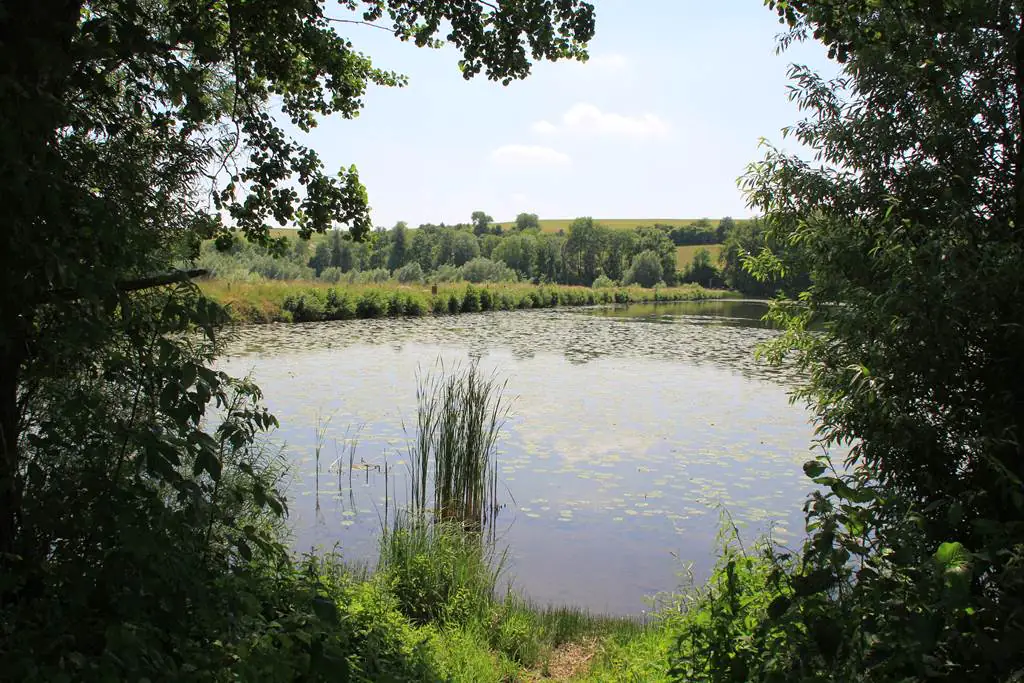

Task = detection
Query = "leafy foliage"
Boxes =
[624,250,665,288]
[669,1,1024,680]
[0,0,596,678]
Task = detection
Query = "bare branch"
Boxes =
[324,16,394,32]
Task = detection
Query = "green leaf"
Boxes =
[766,595,791,620]
[793,568,834,597]
[312,596,338,624]
[803,460,827,478]
[934,541,970,570]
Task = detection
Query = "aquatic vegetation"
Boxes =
[378,513,505,626]
[409,362,510,533]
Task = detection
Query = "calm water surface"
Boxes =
[219,300,815,615]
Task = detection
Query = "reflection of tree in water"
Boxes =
[510,345,535,361]
[225,304,802,385]
[563,320,609,365]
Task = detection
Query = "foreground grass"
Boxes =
[313,517,682,682]
[199,279,739,324]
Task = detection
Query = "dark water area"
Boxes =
[219,300,817,615]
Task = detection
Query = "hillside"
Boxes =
[495,218,748,234]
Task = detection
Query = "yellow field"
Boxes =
[496,218,729,234]
[676,244,724,269]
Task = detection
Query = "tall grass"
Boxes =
[410,362,509,533]
[378,513,506,626]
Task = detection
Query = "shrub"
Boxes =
[461,285,482,312]
[395,262,425,284]
[319,266,343,283]
[460,257,517,284]
[434,264,463,283]
[592,274,616,288]
[356,291,387,317]
[355,268,391,284]
[623,250,664,288]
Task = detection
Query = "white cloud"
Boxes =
[562,103,671,138]
[530,120,558,135]
[490,144,571,167]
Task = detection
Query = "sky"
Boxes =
[287,0,838,227]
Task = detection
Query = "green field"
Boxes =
[676,243,724,269]
[496,218,736,234]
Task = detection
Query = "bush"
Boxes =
[592,274,616,288]
[319,266,343,283]
[460,257,517,284]
[355,268,390,284]
[284,292,327,321]
[434,264,463,283]
[623,250,664,288]
[356,290,387,317]
[395,261,424,284]
[462,284,482,312]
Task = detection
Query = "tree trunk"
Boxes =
[0,0,85,559]
[0,333,24,559]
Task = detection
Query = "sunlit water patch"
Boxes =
[219,300,816,614]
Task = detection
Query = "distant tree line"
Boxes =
[199,213,807,296]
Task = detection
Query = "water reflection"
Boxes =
[224,300,796,383]
[219,300,815,615]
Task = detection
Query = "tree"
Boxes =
[451,230,481,266]
[514,212,540,232]
[716,216,736,242]
[535,233,566,283]
[634,226,677,285]
[493,233,538,279]
[388,221,410,271]
[681,248,716,286]
[471,210,494,236]
[309,241,332,276]
[718,219,807,296]
[328,229,346,269]
[563,217,604,285]
[410,226,437,272]
[601,229,636,282]
[0,0,596,671]
[623,250,663,288]
[674,1,1024,679]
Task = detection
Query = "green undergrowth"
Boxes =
[265,516,794,681]
[198,279,738,324]
[368,515,651,680]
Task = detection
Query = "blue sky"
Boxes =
[290,1,836,227]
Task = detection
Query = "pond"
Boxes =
[219,299,817,615]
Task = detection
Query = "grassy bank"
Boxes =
[199,279,738,324]
[276,530,685,682]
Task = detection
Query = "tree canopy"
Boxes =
[0,1,595,677]
[670,1,1024,679]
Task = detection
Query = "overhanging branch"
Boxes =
[116,268,209,293]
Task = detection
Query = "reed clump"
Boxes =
[409,362,509,533]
